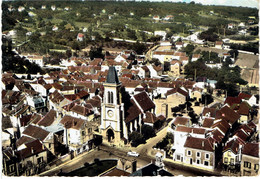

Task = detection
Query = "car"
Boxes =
[127,151,139,157]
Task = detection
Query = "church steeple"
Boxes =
[106,66,119,84]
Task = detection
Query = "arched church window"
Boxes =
[110,92,114,104]
[108,91,111,103]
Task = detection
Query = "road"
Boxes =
[40,121,222,177]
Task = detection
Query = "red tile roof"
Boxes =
[202,118,214,128]
[133,91,155,112]
[242,143,259,157]
[223,139,240,154]
[37,109,56,127]
[143,111,158,124]
[173,117,190,126]
[101,168,130,176]
[184,136,214,152]
[166,88,188,97]
[238,93,252,100]
[60,115,85,130]
[216,106,240,125]
[22,125,50,141]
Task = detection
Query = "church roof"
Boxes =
[106,66,120,84]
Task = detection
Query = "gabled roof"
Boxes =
[184,136,214,152]
[223,139,240,154]
[202,107,217,118]
[37,109,56,127]
[238,92,252,100]
[173,116,190,126]
[224,96,241,107]
[16,139,46,160]
[238,101,250,115]
[125,99,142,123]
[202,118,214,128]
[101,167,130,176]
[60,115,85,130]
[143,111,158,124]
[22,125,50,141]
[216,106,240,125]
[133,91,155,112]
[165,88,188,97]
[242,143,259,157]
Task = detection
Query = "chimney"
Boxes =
[31,147,34,154]
[202,141,204,147]
[131,160,137,173]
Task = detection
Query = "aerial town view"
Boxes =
[1,0,259,177]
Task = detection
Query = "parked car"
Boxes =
[127,151,139,157]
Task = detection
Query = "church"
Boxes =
[100,66,156,145]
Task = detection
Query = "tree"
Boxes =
[141,125,155,140]
[129,131,145,147]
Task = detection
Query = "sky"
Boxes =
[137,0,259,8]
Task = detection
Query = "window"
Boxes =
[82,131,85,136]
[176,155,181,161]
[244,162,251,169]
[9,165,15,172]
[196,159,200,164]
[204,161,209,166]
[187,150,191,156]
[254,164,259,171]
[49,143,51,148]
[107,91,111,103]
[111,92,113,104]
[230,158,234,164]
[197,152,201,158]
[224,157,228,163]
[83,145,86,150]
[205,153,210,159]
[88,128,92,133]
[37,157,43,164]
[228,151,231,156]
[77,149,80,154]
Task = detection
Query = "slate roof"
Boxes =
[184,136,214,152]
[106,66,119,84]
[242,143,259,158]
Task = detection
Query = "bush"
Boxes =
[141,124,156,140]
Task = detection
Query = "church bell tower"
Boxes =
[100,66,127,144]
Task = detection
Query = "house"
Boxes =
[175,41,184,50]
[171,116,191,129]
[77,33,84,41]
[237,102,251,124]
[228,24,234,29]
[240,143,259,176]
[215,41,223,49]
[164,15,174,21]
[60,115,95,155]
[183,136,215,170]
[52,26,58,31]
[51,5,56,11]
[152,51,175,63]
[2,148,18,176]
[190,87,203,102]
[238,92,258,107]
[222,139,242,171]
[18,6,25,12]
[154,88,188,118]
[154,31,167,40]
[41,5,46,9]
[170,60,182,77]
[16,139,48,176]
[153,15,160,21]
[191,54,201,62]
